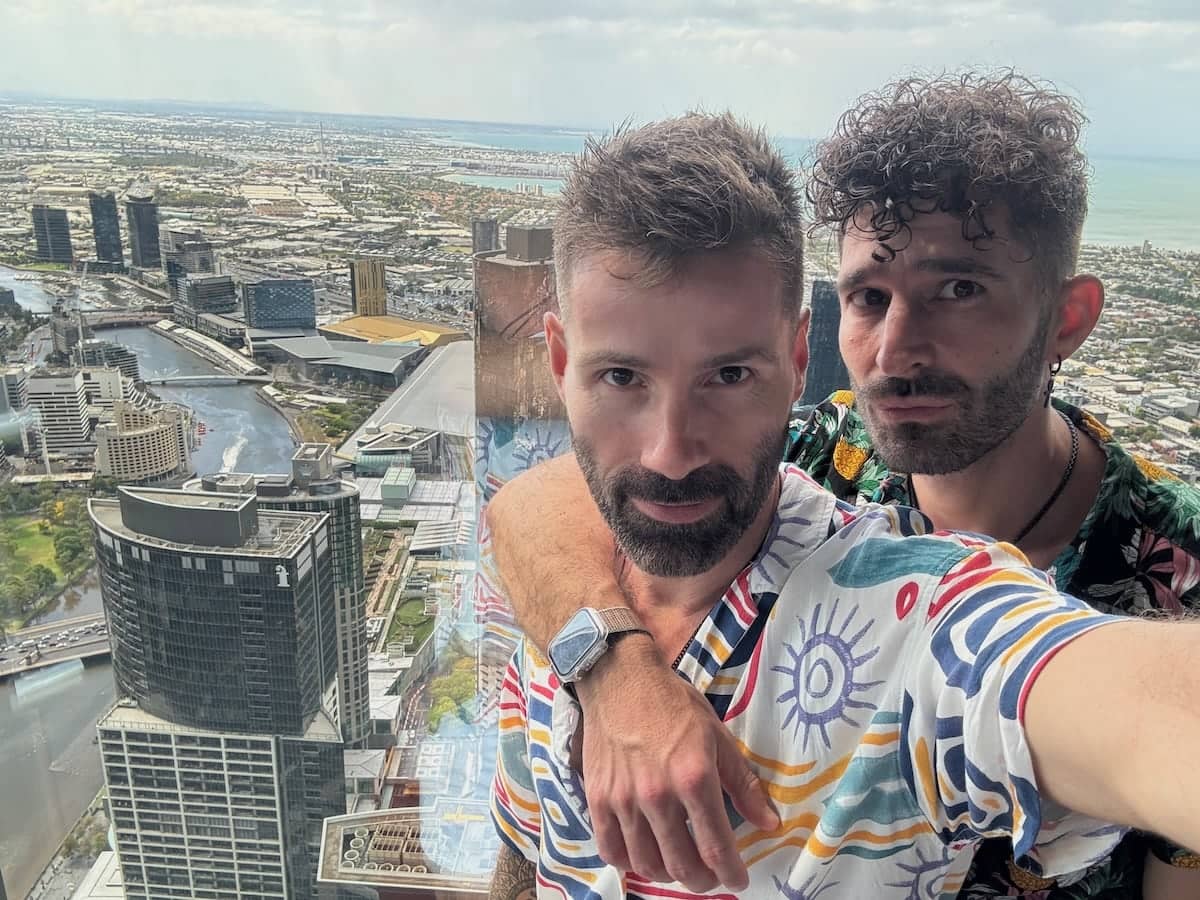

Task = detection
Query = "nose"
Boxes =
[640,390,709,481]
[875,297,934,378]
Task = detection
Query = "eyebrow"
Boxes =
[837,256,1008,293]
[574,345,780,371]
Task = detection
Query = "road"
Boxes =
[0,615,110,679]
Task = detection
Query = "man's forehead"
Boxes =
[836,210,1027,284]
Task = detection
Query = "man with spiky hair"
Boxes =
[486,75,1200,899]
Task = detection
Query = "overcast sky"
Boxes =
[3,0,1199,158]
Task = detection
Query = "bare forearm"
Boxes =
[488,452,625,651]
[1025,620,1200,852]
[491,843,537,900]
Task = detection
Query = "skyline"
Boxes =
[3,89,1199,167]
[2,0,1200,159]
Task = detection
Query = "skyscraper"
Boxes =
[89,486,345,898]
[471,217,499,255]
[31,205,73,264]
[799,279,850,406]
[349,259,387,317]
[77,338,140,381]
[185,443,370,746]
[125,193,161,270]
[176,274,238,328]
[26,369,91,454]
[89,191,124,267]
[242,279,317,329]
[50,299,90,356]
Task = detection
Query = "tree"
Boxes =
[28,564,56,594]
[54,531,87,567]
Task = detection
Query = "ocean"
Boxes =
[424,123,1200,252]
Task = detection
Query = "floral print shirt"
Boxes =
[786,391,1200,898]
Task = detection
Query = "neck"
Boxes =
[621,476,781,625]
[909,405,1078,546]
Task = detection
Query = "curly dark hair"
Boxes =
[807,70,1090,288]
[555,112,804,316]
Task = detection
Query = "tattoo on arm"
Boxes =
[491,842,537,900]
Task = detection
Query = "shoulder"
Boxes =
[1081,406,1200,547]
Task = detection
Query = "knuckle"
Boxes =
[639,783,671,810]
[675,768,708,797]
[696,842,733,871]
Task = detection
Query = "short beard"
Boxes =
[573,429,785,577]
[854,311,1051,475]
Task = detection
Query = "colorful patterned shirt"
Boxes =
[490,466,1127,899]
[786,391,1200,898]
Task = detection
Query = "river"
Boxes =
[0,268,297,896]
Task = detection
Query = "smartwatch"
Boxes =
[547,606,649,683]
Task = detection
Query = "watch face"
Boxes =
[549,608,605,680]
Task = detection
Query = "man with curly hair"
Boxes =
[485,75,1200,899]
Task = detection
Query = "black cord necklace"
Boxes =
[910,408,1079,546]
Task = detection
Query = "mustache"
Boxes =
[610,464,739,505]
[859,371,970,401]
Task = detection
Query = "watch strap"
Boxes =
[596,606,648,638]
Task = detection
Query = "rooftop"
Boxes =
[90,490,325,558]
[317,800,493,894]
[321,314,467,346]
[339,341,474,454]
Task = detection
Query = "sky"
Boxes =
[2,0,1199,158]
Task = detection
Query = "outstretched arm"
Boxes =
[485,454,779,891]
[1026,619,1200,854]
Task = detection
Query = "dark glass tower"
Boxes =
[124,194,161,270]
[89,191,124,266]
[31,205,73,264]
[800,279,850,405]
[89,486,345,898]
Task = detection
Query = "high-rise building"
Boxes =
[185,444,370,746]
[175,274,238,328]
[471,217,499,255]
[50,299,90,357]
[242,279,317,329]
[799,279,850,406]
[95,401,192,482]
[77,338,140,382]
[89,486,345,899]
[80,366,141,411]
[475,226,562,420]
[0,365,28,414]
[125,194,161,270]
[31,205,73,264]
[89,191,124,267]
[26,369,91,454]
[349,259,387,317]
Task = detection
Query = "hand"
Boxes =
[575,637,780,892]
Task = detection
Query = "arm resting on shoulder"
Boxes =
[486,453,779,890]
[491,843,537,900]
[487,452,625,650]
[1025,620,1200,855]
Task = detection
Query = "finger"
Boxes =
[643,799,719,892]
[617,806,670,883]
[592,802,633,872]
[680,765,749,892]
[717,733,780,832]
